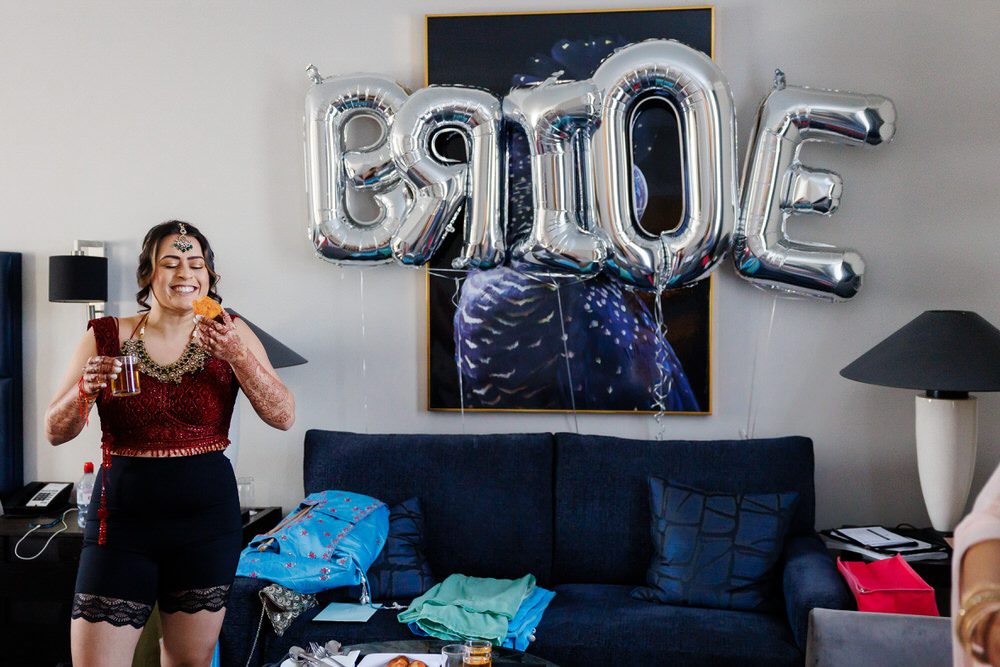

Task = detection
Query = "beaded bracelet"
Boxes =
[959,587,1000,660]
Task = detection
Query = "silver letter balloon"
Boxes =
[731,71,896,301]
[590,39,737,292]
[305,47,896,303]
[306,69,411,264]
[390,86,506,270]
[503,75,607,277]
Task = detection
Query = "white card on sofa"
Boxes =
[314,602,381,622]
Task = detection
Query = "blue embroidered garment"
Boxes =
[236,490,389,595]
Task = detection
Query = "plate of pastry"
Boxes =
[356,654,443,667]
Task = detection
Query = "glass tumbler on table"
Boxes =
[441,644,465,667]
[236,476,255,510]
[463,640,492,666]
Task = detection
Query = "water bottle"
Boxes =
[77,461,95,528]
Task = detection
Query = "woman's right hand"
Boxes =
[80,356,121,396]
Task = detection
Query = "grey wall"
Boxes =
[2,0,997,529]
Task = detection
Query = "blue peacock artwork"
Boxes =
[428,30,710,413]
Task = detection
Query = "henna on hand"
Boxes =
[195,310,294,429]
[45,355,118,445]
[194,309,248,364]
[229,350,296,430]
[45,388,90,445]
[82,356,121,395]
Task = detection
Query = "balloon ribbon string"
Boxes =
[553,283,579,434]
[359,270,368,434]
[652,295,671,440]
[450,276,466,432]
[748,294,778,439]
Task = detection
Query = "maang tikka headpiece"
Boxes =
[172,223,194,253]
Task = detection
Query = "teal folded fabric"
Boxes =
[398,573,536,644]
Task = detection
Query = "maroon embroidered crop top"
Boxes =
[88,316,239,457]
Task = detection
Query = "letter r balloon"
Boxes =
[390,86,506,270]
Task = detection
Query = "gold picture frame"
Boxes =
[425,6,715,415]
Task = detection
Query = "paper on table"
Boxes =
[280,652,359,667]
[834,526,919,548]
[314,602,382,622]
[334,651,361,666]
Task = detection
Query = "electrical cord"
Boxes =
[14,508,78,560]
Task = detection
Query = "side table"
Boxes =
[0,505,282,666]
[823,525,953,616]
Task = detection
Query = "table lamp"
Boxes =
[224,308,307,369]
[840,310,1000,532]
[48,240,108,321]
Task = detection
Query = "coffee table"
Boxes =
[346,639,558,666]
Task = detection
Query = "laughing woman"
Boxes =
[44,220,295,667]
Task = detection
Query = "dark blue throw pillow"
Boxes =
[632,477,799,611]
[362,496,436,601]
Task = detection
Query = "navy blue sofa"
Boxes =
[221,431,851,666]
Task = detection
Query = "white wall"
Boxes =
[2,0,998,530]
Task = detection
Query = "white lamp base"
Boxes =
[914,395,977,532]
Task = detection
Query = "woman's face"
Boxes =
[149,234,210,313]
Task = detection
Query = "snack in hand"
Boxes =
[192,295,223,320]
[385,657,409,667]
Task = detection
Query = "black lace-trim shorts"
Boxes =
[72,452,242,628]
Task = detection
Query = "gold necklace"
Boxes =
[121,315,208,383]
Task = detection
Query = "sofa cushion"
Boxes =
[553,433,815,584]
[304,431,554,584]
[632,477,799,610]
[533,583,802,667]
[353,497,436,602]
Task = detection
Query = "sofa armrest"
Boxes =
[220,576,270,667]
[782,534,854,650]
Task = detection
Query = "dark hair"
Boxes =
[135,220,221,311]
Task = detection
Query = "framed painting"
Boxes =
[426,6,714,414]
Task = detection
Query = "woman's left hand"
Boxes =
[195,308,247,364]
[985,614,1000,665]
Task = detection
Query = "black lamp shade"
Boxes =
[225,308,307,369]
[49,255,108,303]
[840,310,1000,393]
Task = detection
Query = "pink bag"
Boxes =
[836,555,939,616]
